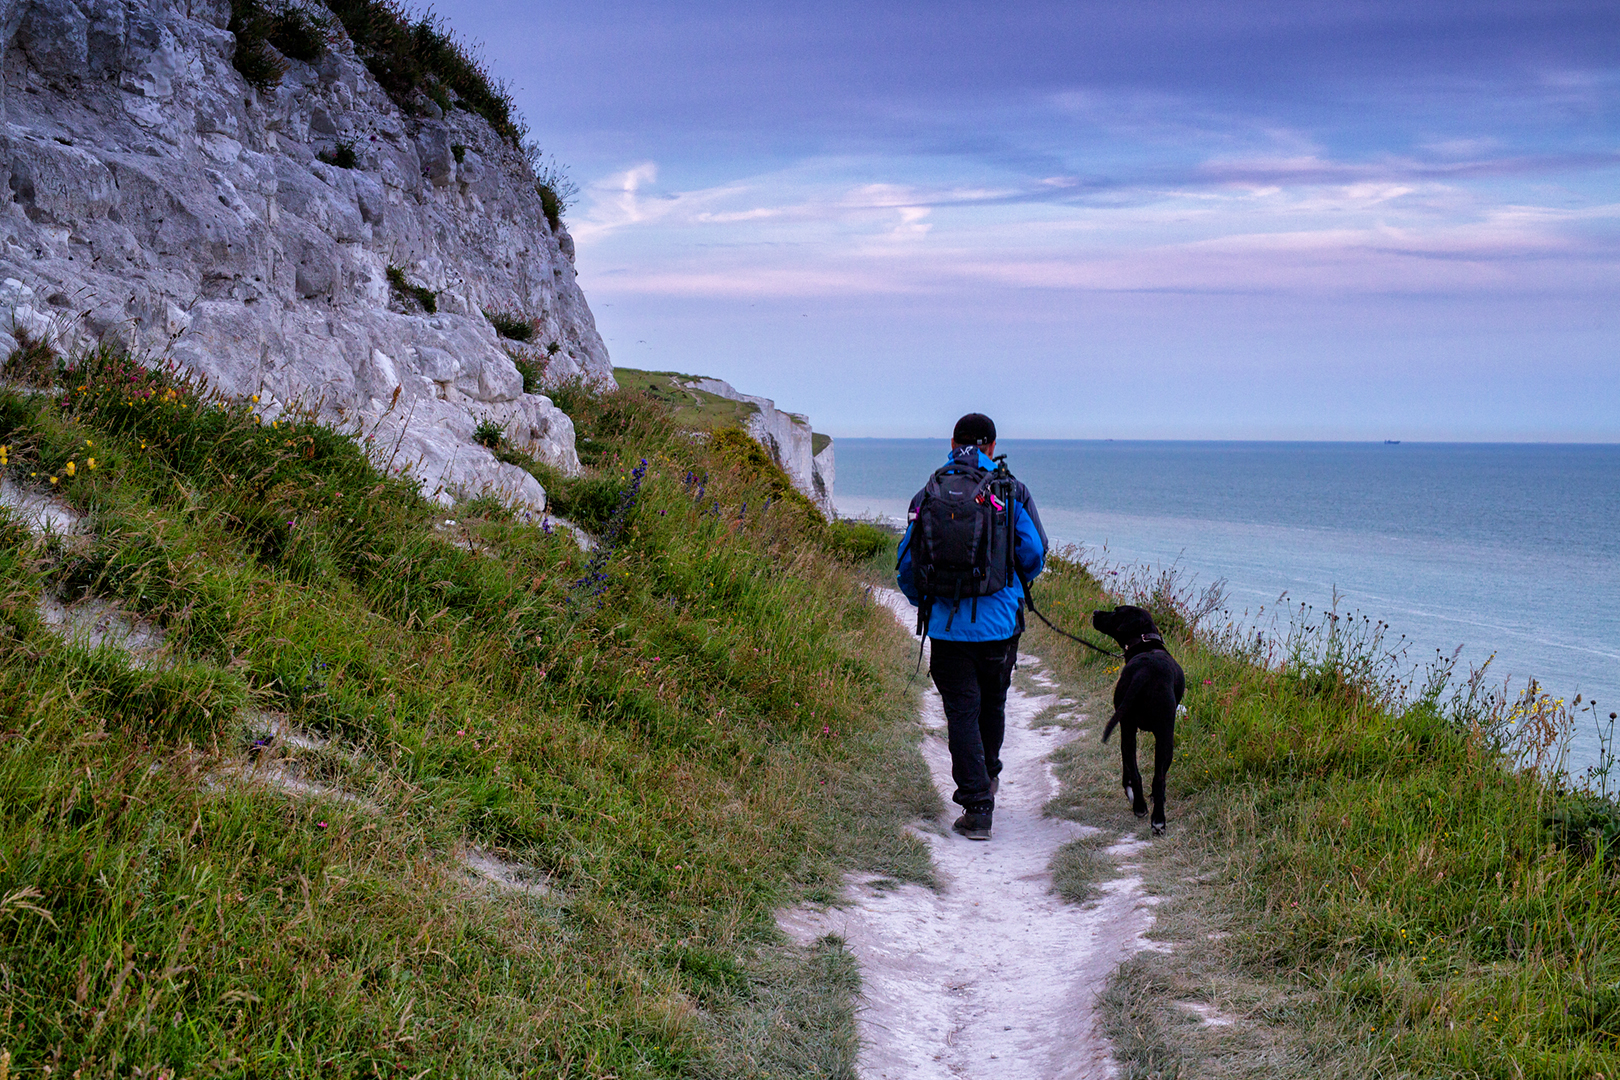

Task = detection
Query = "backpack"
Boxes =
[906,451,1019,634]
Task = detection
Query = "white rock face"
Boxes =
[679,375,834,514]
[0,0,616,507]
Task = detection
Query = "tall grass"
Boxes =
[1030,547,1620,1077]
[0,344,932,1077]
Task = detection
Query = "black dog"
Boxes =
[1093,605,1185,835]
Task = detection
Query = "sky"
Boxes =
[443,1,1619,440]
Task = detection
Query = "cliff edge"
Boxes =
[0,0,614,506]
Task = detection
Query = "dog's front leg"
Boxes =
[1119,722,1148,818]
[1150,726,1174,835]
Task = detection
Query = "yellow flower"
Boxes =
[64,461,76,477]
[252,394,260,402]
[49,476,57,485]
[86,458,96,470]
[85,440,93,448]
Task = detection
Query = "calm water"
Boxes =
[837,439,1620,771]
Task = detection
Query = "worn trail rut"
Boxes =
[781,590,1160,1079]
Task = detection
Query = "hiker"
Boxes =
[896,413,1048,840]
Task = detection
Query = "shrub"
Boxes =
[323,0,525,145]
[267,4,329,62]
[385,265,436,313]
[229,0,328,91]
[451,143,466,164]
[537,183,563,230]
[230,29,286,92]
[473,419,504,448]
[485,309,534,341]
[825,520,893,565]
[706,428,823,524]
[317,140,358,169]
[510,351,545,394]
[528,151,580,225]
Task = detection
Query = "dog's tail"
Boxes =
[1102,713,1120,743]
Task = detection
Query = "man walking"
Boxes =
[896,413,1047,840]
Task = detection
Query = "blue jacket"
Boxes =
[896,448,1048,641]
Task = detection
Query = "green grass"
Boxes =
[0,345,933,1077]
[485,310,535,343]
[1026,548,1620,1077]
[385,266,436,315]
[612,370,762,434]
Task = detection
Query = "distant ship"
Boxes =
[1384,439,1401,444]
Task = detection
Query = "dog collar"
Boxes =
[1123,632,1165,659]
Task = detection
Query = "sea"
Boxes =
[835,439,1620,775]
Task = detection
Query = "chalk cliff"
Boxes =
[677,375,834,515]
[0,0,615,506]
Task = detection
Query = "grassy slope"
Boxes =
[610,370,762,434]
[1026,552,1620,1079]
[0,348,933,1078]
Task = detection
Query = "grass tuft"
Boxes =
[384,264,436,314]
[317,140,359,169]
[484,309,535,342]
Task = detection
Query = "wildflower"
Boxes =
[86,458,96,470]
[49,476,57,485]
[316,821,328,829]
[252,394,259,402]
[64,461,76,476]
[85,440,92,447]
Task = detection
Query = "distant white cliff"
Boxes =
[675,375,834,515]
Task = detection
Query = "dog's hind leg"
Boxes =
[1149,726,1174,835]
[1119,723,1148,818]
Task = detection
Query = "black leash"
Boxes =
[1022,588,1122,659]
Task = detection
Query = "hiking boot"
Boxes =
[952,807,993,841]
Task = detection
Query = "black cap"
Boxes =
[953,413,997,447]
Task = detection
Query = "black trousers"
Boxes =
[929,635,1019,811]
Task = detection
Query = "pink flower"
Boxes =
[317,821,328,829]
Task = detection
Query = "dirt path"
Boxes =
[780,590,1161,1079]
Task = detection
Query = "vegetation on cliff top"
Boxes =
[228,0,526,148]
[0,344,928,1077]
[1027,550,1620,1077]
